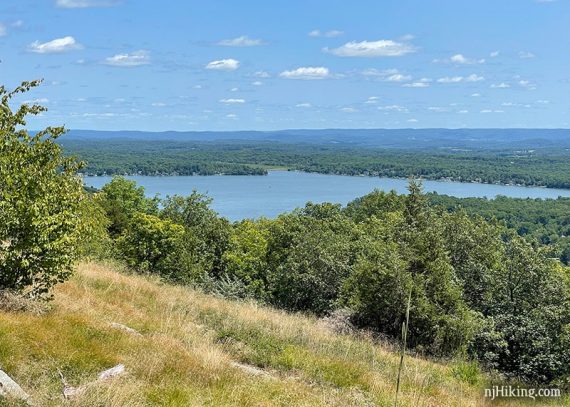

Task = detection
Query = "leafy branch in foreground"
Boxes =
[0,80,84,297]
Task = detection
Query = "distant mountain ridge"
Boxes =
[64,128,570,150]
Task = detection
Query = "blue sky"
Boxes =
[1,0,568,131]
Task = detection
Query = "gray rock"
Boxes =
[0,369,31,404]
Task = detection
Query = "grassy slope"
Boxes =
[0,263,566,406]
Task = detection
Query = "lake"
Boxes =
[84,171,570,221]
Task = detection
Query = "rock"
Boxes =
[98,364,126,381]
[63,384,83,399]
[59,364,126,400]
[0,369,32,404]
[110,322,142,337]
[230,362,272,378]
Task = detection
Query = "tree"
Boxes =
[101,176,158,237]
[117,212,184,277]
[0,80,84,297]
[222,219,270,299]
[161,192,230,280]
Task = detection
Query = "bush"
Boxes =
[117,212,185,277]
[266,204,360,315]
[0,80,84,298]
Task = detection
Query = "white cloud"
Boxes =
[205,58,240,71]
[217,35,264,47]
[361,68,411,82]
[23,98,49,104]
[436,74,483,83]
[28,36,82,53]
[0,24,6,37]
[407,118,418,123]
[519,51,536,59]
[428,106,449,112]
[458,110,469,114]
[447,54,485,64]
[296,103,312,108]
[378,105,409,113]
[55,0,121,8]
[252,81,263,86]
[364,96,379,104]
[450,54,468,64]
[386,73,412,82]
[437,76,464,83]
[490,51,500,57]
[308,29,344,38]
[403,78,431,87]
[226,113,238,119]
[254,71,270,78]
[471,93,481,97]
[279,66,330,80]
[518,80,536,89]
[536,99,550,104]
[491,82,510,88]
[104,50,150,66]
[152,102,166,107]
[466,74,484,82]
[340,107,358,113]
[220,98,245,104]
[324,39,416,57]
[361,68,397,77]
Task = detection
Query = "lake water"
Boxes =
[84,171,570,221]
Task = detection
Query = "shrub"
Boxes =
[0,80,84,298]
[117,212,185,277]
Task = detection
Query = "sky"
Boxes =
[0,0,569,131]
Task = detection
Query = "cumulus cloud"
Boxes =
[361,68,411,82]
[217,36,264,47]
[519,51,536,59]
[436,74,483,83]
[447,54,486,64]
[104,50,150,66]
[490,51,500,57]
[324,39,416,57]
[205,58,240,71]
[279,66,330,80]
[55,0,122,8]
[296,103,312,108]
[308,29,344,38]
[437,76,463,83]
[491,82,510,88]
[254,71,270,78]
[378,105,409,113]
[28,36,82,53]
[403,78,431,88]
[386,73,411,82]
[220,98,245,104]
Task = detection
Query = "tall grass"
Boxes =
[394,289,412,407]
[0,262,566,406]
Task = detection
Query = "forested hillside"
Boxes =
[62,138,570,188]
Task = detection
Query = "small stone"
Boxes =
[230,362,272,378]
[98,364,125,381]
[110,322,142,336]
[0,369,31,404]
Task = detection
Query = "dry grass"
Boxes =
[0,262,567,406]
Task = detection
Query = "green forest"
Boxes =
[61,138,570,188]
